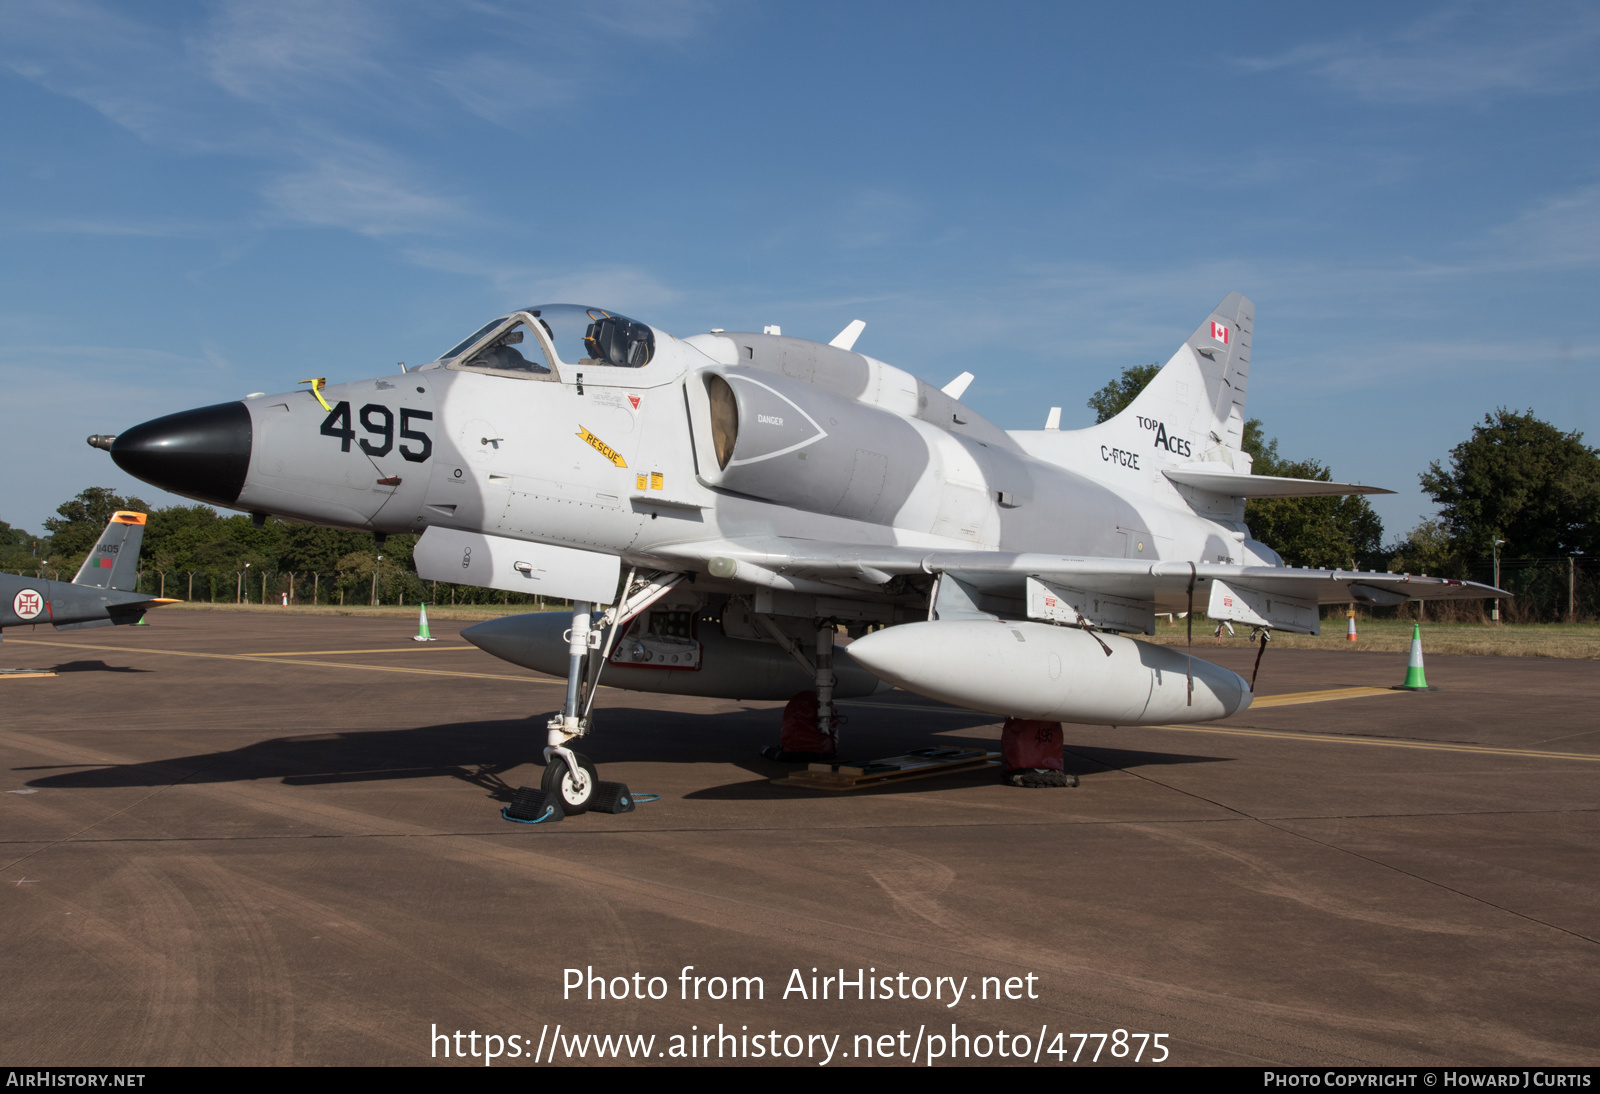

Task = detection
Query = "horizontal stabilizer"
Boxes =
[1163,467,1393,498]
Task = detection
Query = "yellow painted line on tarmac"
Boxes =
[1141,723,1600,763]
[1249,686,1396,708]
[249,647,473,656]
[850,688,1599,763]
[3,638,560,686]
[841,687,1395,719]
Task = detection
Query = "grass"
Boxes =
[1144,616,1600,659]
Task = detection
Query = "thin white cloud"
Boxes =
[263,140,465,236]
[7,217,215,238]
[192,0,394,107]
[401,249,681,313]
[1241,6,1600,105]
[1481,184,1600,270]
[427,53,586,128]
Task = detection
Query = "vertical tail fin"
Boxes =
[1118,292,1255,465]
[72,511,147,592]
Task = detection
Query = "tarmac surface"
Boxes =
[1,610,1596,1067]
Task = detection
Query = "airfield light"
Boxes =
[1492,540,1506,622]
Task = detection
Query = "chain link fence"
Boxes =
[120,568,559,609]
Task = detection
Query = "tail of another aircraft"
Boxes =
[71,511,147,592]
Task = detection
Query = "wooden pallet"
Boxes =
[772,747,1000,792]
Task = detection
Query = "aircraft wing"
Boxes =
[648,539,1504,635]
[923,553,1501,606]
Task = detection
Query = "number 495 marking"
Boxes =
[320,401,432,463]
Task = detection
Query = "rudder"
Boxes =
[1116,292,1255,465]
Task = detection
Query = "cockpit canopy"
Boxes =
[437,304,655,375]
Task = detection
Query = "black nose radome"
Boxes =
[111,401,253,506]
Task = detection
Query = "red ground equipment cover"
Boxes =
[1001,718,1064,772]
[780,690,838,755]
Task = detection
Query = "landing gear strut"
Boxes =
[537,573,688,816]
[545,599,600,813]
[813,623,838,752]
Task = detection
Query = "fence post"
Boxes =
[1570,556,1577,624]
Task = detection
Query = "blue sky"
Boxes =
[3,1,1596,543]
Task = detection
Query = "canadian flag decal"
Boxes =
[1210,321,1231,345]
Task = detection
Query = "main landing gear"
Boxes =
[758,619,843,761]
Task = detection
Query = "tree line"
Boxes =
[0,490,541,608]
[1088,367,1597,622]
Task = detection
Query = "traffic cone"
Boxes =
[1394,622,1431,690]
[1346,610,1358,642]
[413,603,437,642]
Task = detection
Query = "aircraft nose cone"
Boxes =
[110,401,253,506]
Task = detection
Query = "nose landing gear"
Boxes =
[514,573,685,824]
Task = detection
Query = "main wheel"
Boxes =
[542,751,599,815]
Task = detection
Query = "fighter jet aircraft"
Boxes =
[99,294,1503,810]
[0,511,177,633]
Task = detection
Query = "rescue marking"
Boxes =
[576,425,628,468]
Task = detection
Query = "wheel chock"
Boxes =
[503,786,563,824]
[590,781,636,814]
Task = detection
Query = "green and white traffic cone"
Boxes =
[413,602,436,642]
[1394,622,1431,690]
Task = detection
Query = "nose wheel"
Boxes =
[542,750,599,814]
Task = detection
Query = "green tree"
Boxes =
[1419,409,1600,559]
[1239,422,1385,569]
[1385,520,1463,578]
[1087,363,1161,423]
[0,518,44,571]
[42,487,151,573]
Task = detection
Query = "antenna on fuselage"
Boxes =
[829,319,866,350]
[941,372,974,399]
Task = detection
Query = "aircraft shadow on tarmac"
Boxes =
[18,705,1227,802]
[50,659,152,674]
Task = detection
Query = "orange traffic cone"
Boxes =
[1346,610,1357,642]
